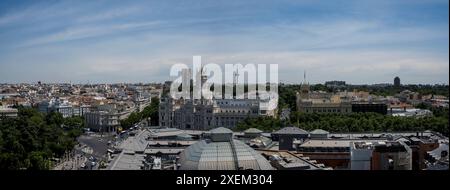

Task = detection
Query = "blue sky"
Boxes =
[0,0,448,84]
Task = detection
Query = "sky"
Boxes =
[0,0,448,84]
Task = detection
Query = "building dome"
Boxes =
[177,127,273,170]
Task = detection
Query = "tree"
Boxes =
[142,97,160,126]
[45,112,64,127]
[27,151,49,170]
[0,107,83,170]
[236,111,449,137]
[121,97,160,129]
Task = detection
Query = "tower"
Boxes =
[394,76,401,88]
[299,70,310,99]
[233,68,239,86]
[200,65,208,86]
[200,65,208,103]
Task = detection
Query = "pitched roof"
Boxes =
[310,129,329,135]
[244,128,263,134]
[209,127,233,134]
[273,127,309,135]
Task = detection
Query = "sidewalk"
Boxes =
[53,154,87,170]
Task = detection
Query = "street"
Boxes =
[77,133,115,159]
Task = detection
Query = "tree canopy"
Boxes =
[236,111,449,137]
[0,107,84,170]
[120,97,160,130]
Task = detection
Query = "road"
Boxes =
[77,134,115,159]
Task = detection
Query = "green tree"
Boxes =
[0,107,83,170]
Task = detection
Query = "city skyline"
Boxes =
[0,0,449,84]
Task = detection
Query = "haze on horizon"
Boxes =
[0,0,448,85]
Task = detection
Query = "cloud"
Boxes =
[189,50,449,84]
[0,1,91,27]
[75,6,142,23]
[18,21,163,47]
[0,0,448,84]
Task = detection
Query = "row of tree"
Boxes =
[236,111,449,137]
[120,97,160,130]
[0,107,84,170]
[353,84,449,97]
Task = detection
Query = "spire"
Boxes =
[304,70,306,82]
[303,70,307,84]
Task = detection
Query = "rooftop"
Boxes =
[209,127,233,134]
[206,127,233,142]
[244,128,263,134]
[310,129,329,135]
[273,127,309,135]
[259,150,330,170]
[108,152,145,170]
[297,139,387,148]
[144,148,185,155]
[374,141,408,153]
[178,139,274,170]
[299,140,352,148]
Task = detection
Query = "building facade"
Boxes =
[0,106,18,118]
[296,82,352,114]
[38,98,91,118]
[159,95,277,130]
[371,141,412,170]
[84,111,120,132]
[84,104,132,132]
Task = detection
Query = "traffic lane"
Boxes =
[77,135,114,158]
